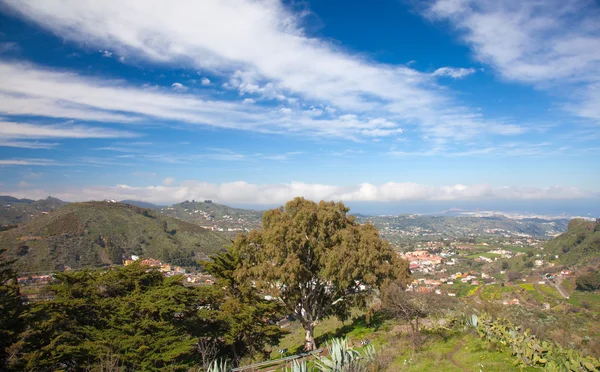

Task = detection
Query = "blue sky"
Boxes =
[0,0,599,209]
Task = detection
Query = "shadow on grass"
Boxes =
[288,312,391,355]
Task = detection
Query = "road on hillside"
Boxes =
[545,278,569,299]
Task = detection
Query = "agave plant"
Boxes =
[467,314,479,328]
[206,359,229,372]
[313,338,378,372]
[286,359,309,372]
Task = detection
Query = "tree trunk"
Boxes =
[304,324,316,351]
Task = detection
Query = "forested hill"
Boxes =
[0,201,231,273]
[545,218,600,265]
[0,196,67,226]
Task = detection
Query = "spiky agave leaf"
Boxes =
[286,359,309,372]
[314,338,361,371]
[207,359,229,372]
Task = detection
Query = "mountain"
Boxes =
[0,196,68,226]
[158,200,263,236]
[545,218,600,266]
[120,200,162,209]
[0,201,231,273]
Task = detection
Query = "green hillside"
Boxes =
[0,201,231,273]
[545,218,600,265]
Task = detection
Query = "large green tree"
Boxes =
[235,197,409,350]
[203,248,285,364]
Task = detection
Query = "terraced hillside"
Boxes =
[0,201,231,273]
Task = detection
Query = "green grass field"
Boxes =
[390,333,535,372]
[561,278,577,294]
[267,309,536,371]
[569,291,600,311]
[466,252,501,259]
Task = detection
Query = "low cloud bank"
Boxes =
[5,181,597,205]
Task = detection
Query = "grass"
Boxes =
[466,252,501,259]
[501,245,534,253]
[535,283,563,301]
[268,309,537,372]
[569,290,600,310]
[479,284,518,301]
[385,331,533,371]
[269,309,374,358]
[561,278,577,294]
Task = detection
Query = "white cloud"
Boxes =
[565,83,600,121]
[0,62,422,140]
[3,181,595,205]
[200,77,211,85]
[261,151,303,161]
[0,158,60,166]
[0,121,137,139]
[133,171,156,177]
[0,120,136,148]
[18,180,32,188]
[162,177,175,186]
[0,0,525,139]
[242,98,255,104]
[171,82,187,91]
[432,67,477,79]
[424,0,600,122]
[305,107,323,116]
[100,50,113,57]
[23,171,41,179]
[0,140,58,149]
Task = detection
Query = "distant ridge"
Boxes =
[120,200,162,209]
[0,196,68,225]
[0,195,36,204]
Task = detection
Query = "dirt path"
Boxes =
[446,338,471,372]
[547,279,569,299]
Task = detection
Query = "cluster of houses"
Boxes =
[400,250,444,273]
[17,274,53,285]
[406,270,490,296]
[123,255,215,284]
[200,225,247,232]
[124,255,186,276]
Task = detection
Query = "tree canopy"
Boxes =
[6,261,284,371]
[235,197,409,350]
[0,248,23,369]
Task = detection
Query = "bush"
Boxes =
[507,270,523,282]
[576,271,600,291]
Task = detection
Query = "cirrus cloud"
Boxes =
[0,0,526,140]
